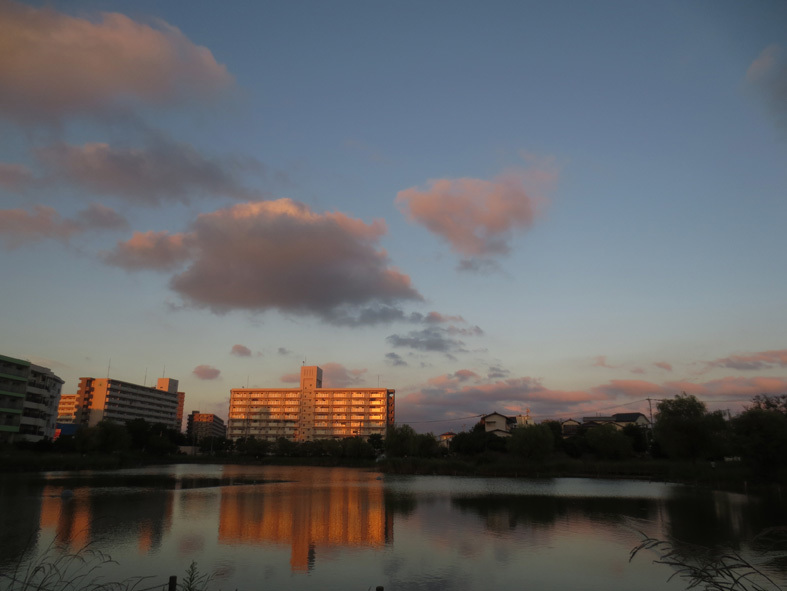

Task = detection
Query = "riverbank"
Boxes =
[0,449,761,492]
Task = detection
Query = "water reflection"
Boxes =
[218,467,391,571]
[0,468,785,591]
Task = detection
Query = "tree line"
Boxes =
[384,393,787,483]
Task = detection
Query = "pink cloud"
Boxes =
[396,165,554,263]
[103,231,192,270]
[35,139,259,205]
[746,44,787,126]
[654,362,673,371]
[321,363,368,388]
[105,199,422,324]
[230,344,252,357]
[665,376,787,399]
[193,365,221,380]
[0,203,126,248]
[592,355,618,369]
[0,163,34,190]
[707,349,787,371]
[0,205,79,248]
[0,1,233,125]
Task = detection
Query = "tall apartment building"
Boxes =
[57,394,78,424]
[75,377,182,430]
[0,353,64,443]
[227,366,394,442]
[186,411,227,442]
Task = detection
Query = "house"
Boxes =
[560,419,581,437]
[438,431,455,448]
[480,412,517,437]
[610,413,650,428]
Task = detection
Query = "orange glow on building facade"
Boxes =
[227,366,394,442]
[75,377,182,429]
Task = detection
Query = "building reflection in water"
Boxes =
[38,484,174,555]
[218,468,391,572]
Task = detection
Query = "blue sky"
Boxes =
[1,0,786,432]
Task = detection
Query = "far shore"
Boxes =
[0,450,764,493]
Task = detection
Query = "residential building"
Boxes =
[0,353,64,443]
[75,376,182,429]
[187,411,226,443]
[57,394,78,424]
[227,366,394,442]
[481,412,514,437]
[480,410,534,437]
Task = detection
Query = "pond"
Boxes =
[1,464,785,591]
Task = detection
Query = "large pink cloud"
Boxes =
[35,139,259,205]
[0,1,233,125]
[395,166,554,264]
[0,203,127,248]
[104,199,422,324]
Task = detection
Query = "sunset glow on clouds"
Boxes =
[104,199,422,323]
[396,167,554,268]
[1,0,785,432]
[0,0,232,125]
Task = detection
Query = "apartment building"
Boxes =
[0,353,64,443]
[186,411,227,442]
[75,377,182,430]
[57,394,78,424]
[227,366,394,442]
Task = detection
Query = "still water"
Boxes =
[1,464,785,591]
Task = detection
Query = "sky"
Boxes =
[1,0,786,433]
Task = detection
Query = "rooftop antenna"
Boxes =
[162,364,166,378]
[106,358,111,379]
[246,375,250,388]
[143,367,148,387]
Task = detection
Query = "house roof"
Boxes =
[612,412,648,423]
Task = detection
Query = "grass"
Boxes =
[629,532,786,591]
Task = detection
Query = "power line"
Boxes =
[403,414,484,424]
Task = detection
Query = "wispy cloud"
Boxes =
[0,163,34,190]
[385,352,407,367]
[0,0,233,126]
[193,365,221,380]
[387,324,483,357]
[321,362,368,387]
[103,231,192,270]
[396,161,555,269]
[34,139,261,205]
[0,203,127,248]
[746,44,787,128]
[706,349,787,371]
[654,362,673,372]
[103,199,422,324]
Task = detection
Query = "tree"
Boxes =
[733,406,787,481]
[747,393,787,414]
[622,424,648,454]
[654,393,727,461]
[507,424,554,461]
[585,424,633,460]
